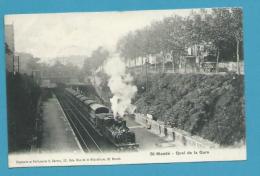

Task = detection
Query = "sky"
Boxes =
[5,9,192,62]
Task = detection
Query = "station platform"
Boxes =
[40,93,83,153]
[125,116,170,150]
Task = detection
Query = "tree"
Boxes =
[230,8,243,74]
[117,8,243,74]
[82,46,110,75]
[207,8,243,73]
[117,32,139,67]
[26,57,41,73]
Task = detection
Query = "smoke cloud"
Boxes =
[104,55,137,117]
[88,75,102,87]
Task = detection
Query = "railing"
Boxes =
[127,61,244,75]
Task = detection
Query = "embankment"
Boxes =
[95,72,246,146]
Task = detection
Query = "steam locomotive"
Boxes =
[64,88,139,150]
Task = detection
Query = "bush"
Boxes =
[134,73,245,146]
[7,72,41,152]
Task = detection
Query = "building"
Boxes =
[5,24,19,73]
[32,70,41,85]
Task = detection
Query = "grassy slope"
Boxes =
[134,73,245,146]
[96,72,245,146]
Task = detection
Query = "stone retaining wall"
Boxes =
[135,113,219,148]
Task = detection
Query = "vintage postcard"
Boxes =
[5,8,246,168]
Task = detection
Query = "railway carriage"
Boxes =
[64,88,139,150]
[79,96,88,102]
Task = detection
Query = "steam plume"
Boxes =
[104,55,137,117]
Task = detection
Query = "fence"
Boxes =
[218,62,244,74]
[127,61,244,75]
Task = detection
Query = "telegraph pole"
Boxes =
[12,55,15,74]
[17,55,20,73]
[145,58,148,92]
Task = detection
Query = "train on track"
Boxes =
[64,88,139,150]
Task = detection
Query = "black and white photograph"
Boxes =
[5,8,246,167]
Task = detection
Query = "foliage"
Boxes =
[117,8,243,64]
[134,73,245,145]
[90,71,245,145]
[82,46,110,75]
[7,73,41,152]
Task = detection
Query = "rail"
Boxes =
[55,91,103,153]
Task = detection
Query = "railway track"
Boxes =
[55,90,115,153]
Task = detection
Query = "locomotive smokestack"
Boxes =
[104,55,137,118]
